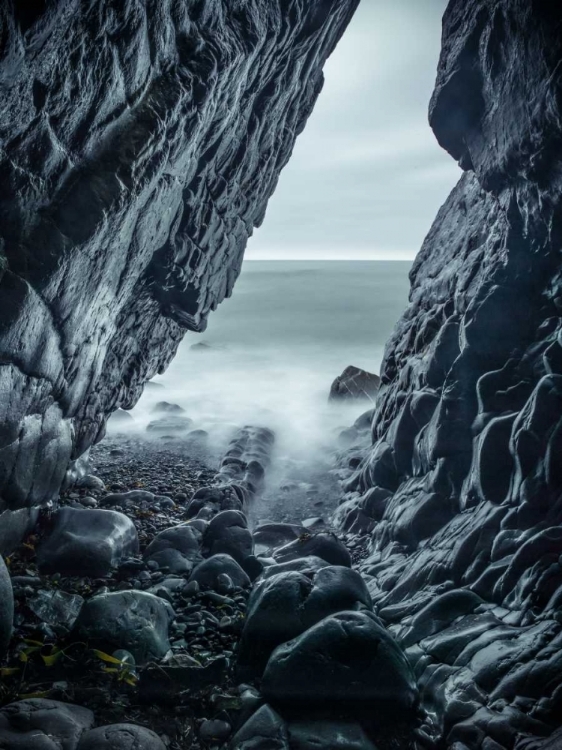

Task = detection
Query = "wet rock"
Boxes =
[28,589,84,630]
[144,523,203,574]
[253,523,306,556]
[329,366,381,402]
[37,508,139,578]
[189,554,251,591]
[100,490,155,508]
[288,721,377,750]
[77,724,166,750]
[230,705,290,750]
[262,611,417,709]
[73,591,174,663]
[199,719,232,743]
[0,555,13,657]
[203,510,253,565]
[258,556,331,581]
[0,699,94,750]
[76,475,106,492]
[140,655,228,703]
[273,532,351,568]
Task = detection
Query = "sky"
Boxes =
[246,0,461,261]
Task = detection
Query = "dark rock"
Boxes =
[258,556,331,581]
[199,719,232,743]
[108,410,135,425]
[262,611,417,709]
[73,590,174,663]
[189,554,251,591]
[75,475,106,492]
[203,510,253,565]
[143,523,203,574]
[329,366,381,402]
[288,721,377,750]
[146,416,193,435]
[272,532,351,568]
[230,705,290,750]
[139,654,228,703]
[100,490,155,508]
[253,523,306,556]
[77,724,166,750]
[37,507,139,578]
[0,555,13,658]
[0,699,94,750]
[151,402,185,415]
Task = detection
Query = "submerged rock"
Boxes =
[37,507,139,578]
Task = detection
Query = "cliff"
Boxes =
[337,1,562,745]
[0,0,358,544]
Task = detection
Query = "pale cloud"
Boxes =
[246,0,461,261]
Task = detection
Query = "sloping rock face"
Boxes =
[340,1,562,746]
[0,0,358,530]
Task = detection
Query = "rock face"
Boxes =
[336,1,562,745]
[0,0,359,535]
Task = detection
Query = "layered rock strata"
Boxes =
[0,0,358,532]
[337,1,562,745]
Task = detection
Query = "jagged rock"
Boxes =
[143,523,203,574]
[0,0,358,527]
[73,591,174,663]
[37,507,139,577]
[272,532,352,568]
[189,554,251,591]
[77,724,166,750]
[202,510,253,565]
[329,366,381,402]
[0,556,13,658]
[262,611,417,709]
[230,705,290,750]
[238,566,372,679]
[0,699,94,750]
[27,589,84,630]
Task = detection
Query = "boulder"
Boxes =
[0,555,13,657]
[77,724,166,750]
[329,366,381,402]
[146,416,193,435]
[151,402,185,415]
[203,510,253,564]
[288,721,378,750]
[272,532,351,568]
[253,522,306,556]
[258,556,331,581]
[238,567,372,679]
[73,591,174,663]
[143,524,203,574]
[230,705,290,750]
[37,508,139,578]
[0,699,94,750]
[262,611,417,709]
[189,554,250,591]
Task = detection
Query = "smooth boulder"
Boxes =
[143,523,203,574]
[262,611,417,708]
[288,721,378,750]
[37,508,139,578]
[73,591,174,663]
[0,699,94,750]
[230,705,290,750]
[189,554,250,590]
[203,510,253,564]
[273,532,351,568]
[77,724,166,750]
[0,556,13,657]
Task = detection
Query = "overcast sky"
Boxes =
[246,0,461,260]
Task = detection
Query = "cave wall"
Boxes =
[337,0,562,745]
[0,0,358,534]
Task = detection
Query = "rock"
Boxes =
[100,490,155,508]
[272,532,351,568]
[199,719,232,743]
[75,475,106,492]
[329,366,380,402]
[151,402,185,415]
[258,556,331,581]
[288,721,378,750]
[203,510,253,565]
[139,655,228,703]
[37,508,139,578]
[238,566,372,679]
[146,416,193,435]
[189,554,251,591]
[0,699,94,750]
[28,589,84,630]
[77,724,166,750]
[73,591,174,663]
[0,555,13,657]
[253,523,306,556]
[230,705,290,750]
[143,523,203,574]
[108,411,135,427]
[262,611,417,709]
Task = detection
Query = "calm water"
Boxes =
[132,261,411,516]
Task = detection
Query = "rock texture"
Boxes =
[337,1,562,746]
[0,0,359,530]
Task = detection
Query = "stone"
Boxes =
[143,523,203,574]
[139,655,228,703]
[37,507,139,578]
[203,510,253,565]
[329,366,381,402]
[262,611,417,709]
[151,402,185,415]
[230,705,290,750]
[273,532,351,568]
[146,416,193,435]
[253,523,306,556]
[189,554,251,591]
[199,719,232,743]
[100,490,155,508]
[75,475,106,492]
[0,699,94,750]
[27,589,84,630]
[288,721,378,750]
[73,591,174,663]
[77,724,166,750]
[0,555,13,657]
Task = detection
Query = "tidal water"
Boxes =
[132,260,411,519]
